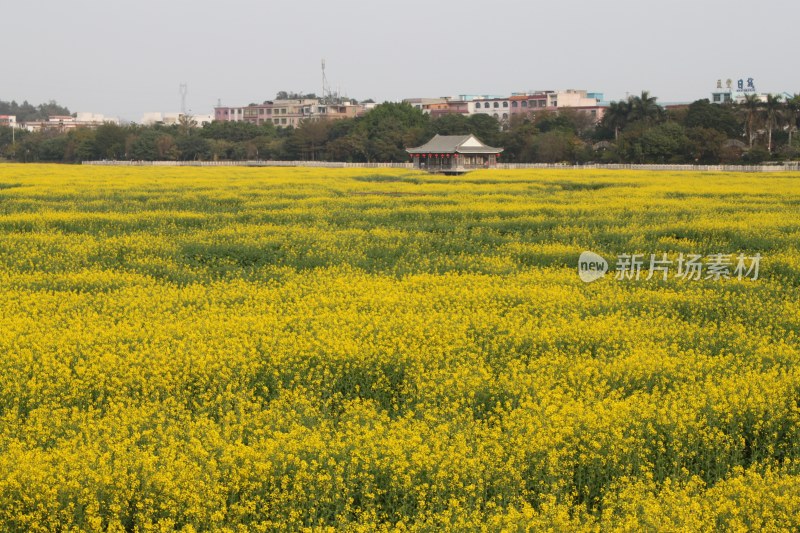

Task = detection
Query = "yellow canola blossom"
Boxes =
[0,164,799,531]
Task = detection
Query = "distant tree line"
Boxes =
[594,92,800,164]
[1,93,799,164]
[0,99,72,123]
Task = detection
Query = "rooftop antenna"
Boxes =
[179,83,188,114]
[217,98,222,108]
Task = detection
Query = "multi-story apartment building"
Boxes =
[404,97,474,118]
[470,96,513,122]
[405,98,450,113]
[215,99,364,128]
[406,90,607,125]
[477,90,606,122]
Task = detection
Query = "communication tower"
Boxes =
[179,83,188,115]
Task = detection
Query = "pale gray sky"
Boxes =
[3,0,798,121]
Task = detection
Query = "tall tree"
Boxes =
[600,99,631,141]
[628,91,663,125]
[741,94,761,148]
[762,94,783,153]
[619,121,689,163]
[177,114,198,137]
[466,114,502,146]
[785,94,800,149]
[285,119,332,160]
[684,99,740,138]
[431,113,471,135]
[352,102,429,162]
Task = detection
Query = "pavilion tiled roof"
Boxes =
[406,134,503,154]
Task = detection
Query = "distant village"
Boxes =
[0,78,791,133]
[1,77,798,165]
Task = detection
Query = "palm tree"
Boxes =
[628,91,662,125]
[786,94,800,149]
[762,94,783,153]
[603,100,631,141]
[741,94,761,148]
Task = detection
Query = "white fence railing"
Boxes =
[81,160,800,172]
[495,163,800,172]
[82,160,414,169]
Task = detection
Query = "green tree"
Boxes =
[740,94,761,148]
[177,114,198,137]
[684,99,741,138]
[326,130,368,162]
[786,94,800,149]
[38,135,69,162]
[532,110,574,133]
[686,127,727,164]
[93,123,128,159]
[176,136,211,160]
[155,134,178,160]
[63,128,97,162]
[285,119,333,160]
[0,126,27,158]
[466,114,502,146]
[16,135,42,162]
[351,103,429,162]
[600,99,631,140]
[501,117,538,162]
[620,122,689,163]
[129,129,167,160]
[0,99,71,122]
[531,130,579,163]
[628,91,664,125]
[431,113,471,135]
[762,94,783,153]
[37,100,72,119]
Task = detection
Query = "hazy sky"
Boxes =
[4,0,799,121]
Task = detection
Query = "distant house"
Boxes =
[22,113,120,132]
[139,112,213,127]
[406,90,607,125]
[214,99,366,128]
[406,134,503,174]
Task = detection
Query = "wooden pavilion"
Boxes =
[406,134,503,174]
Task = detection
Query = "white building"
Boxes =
[215,99,365,128]
[140,112,177,126]
[75,112,119,125]
[140,112,213,127]
[0,115,18,128]
[469,96,513,122]
[193,114,214,126]
[23,112,120,132]
[710,78,790,104]
[466,90,602,124]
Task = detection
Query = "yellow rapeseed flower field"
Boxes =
[0,163,799,531]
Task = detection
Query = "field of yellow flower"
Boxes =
[0,163,799,531]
